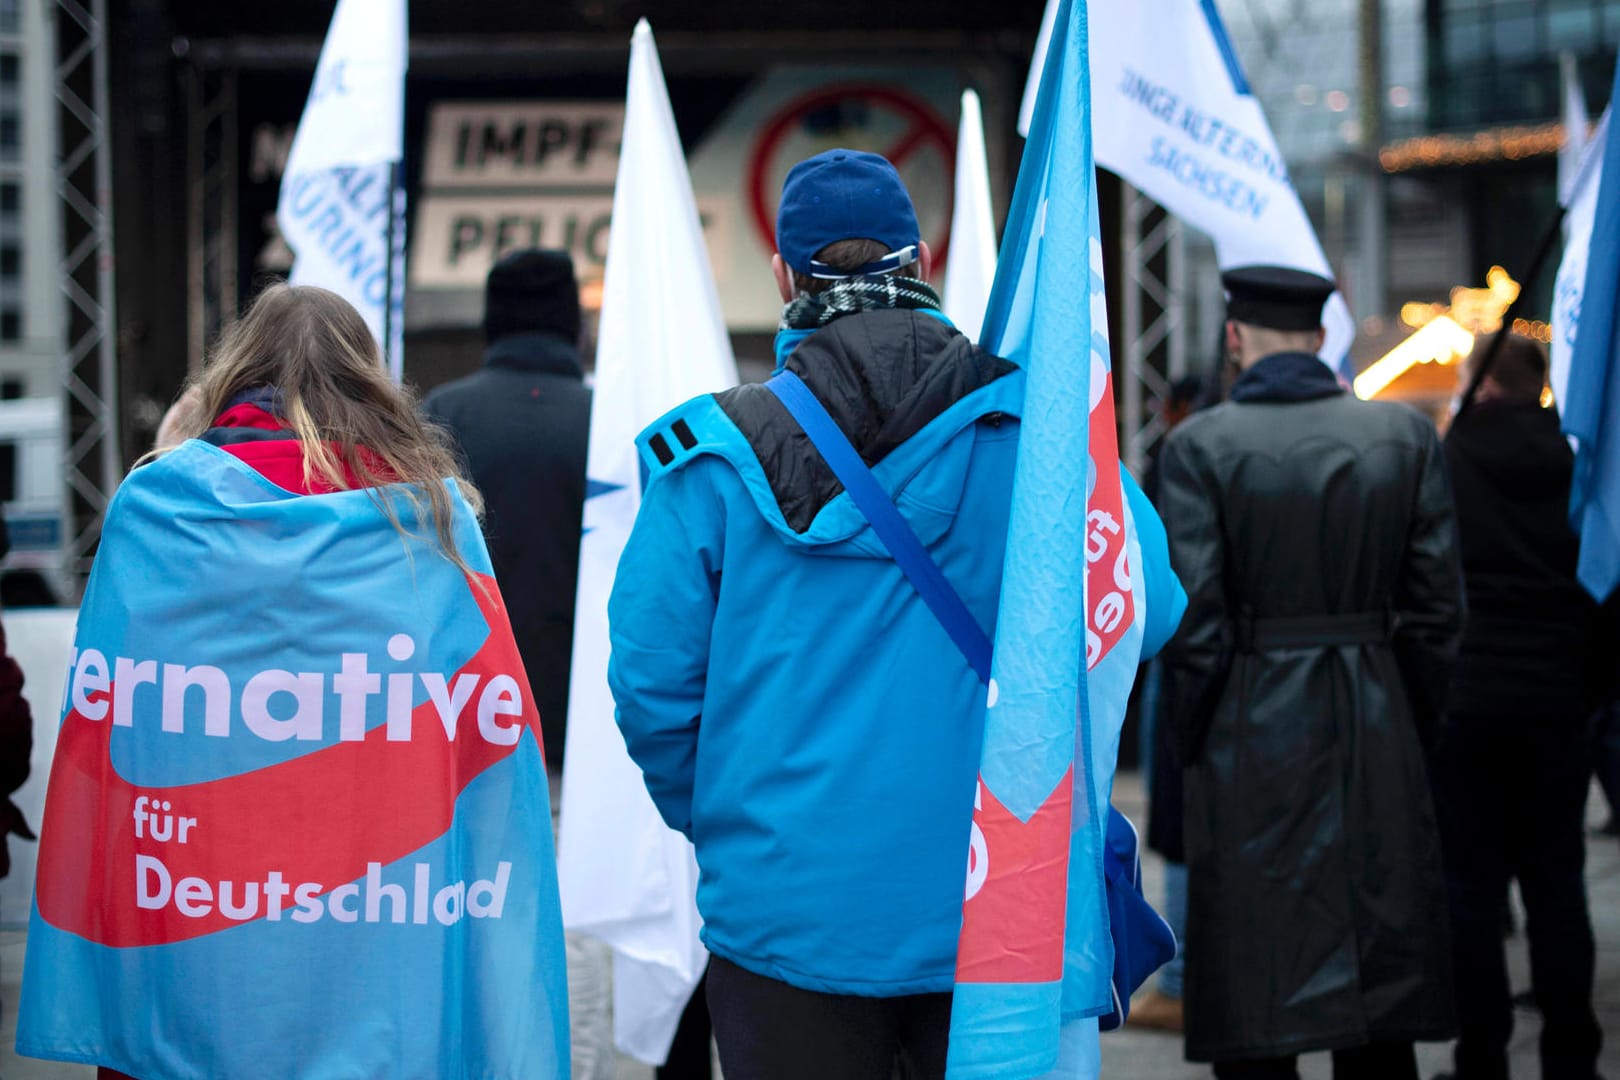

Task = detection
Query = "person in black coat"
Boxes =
[1433,334,1615,1080]
[1160,267,1462,1079]
[423,250,591,773]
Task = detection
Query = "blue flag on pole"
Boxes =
[1566,55,1620,602]
[947,1,1164,1075]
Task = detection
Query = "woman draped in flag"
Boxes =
[19,285,571,1079]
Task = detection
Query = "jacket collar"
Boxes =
[772,307,955,372]
[1230,351,1345,404]
[484,331,584,378]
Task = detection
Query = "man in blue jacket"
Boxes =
[608,149,1182,1079]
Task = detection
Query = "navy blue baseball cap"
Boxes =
[775,149,921,278]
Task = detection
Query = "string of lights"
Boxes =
[1379,122,1571,173]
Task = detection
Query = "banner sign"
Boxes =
[422,102,625,188]
[410,193,734,290]
[410,102,624,293]
[18,442,570,1079]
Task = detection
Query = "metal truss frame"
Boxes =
[186,64,238,374]
[1119,182,1187,477]
[54,0,120,579]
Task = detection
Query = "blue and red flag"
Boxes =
[949,0,1168,1075]
[18,440,570,1078]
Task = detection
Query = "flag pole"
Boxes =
[382,161,402,381]
[1454,202,1568,420]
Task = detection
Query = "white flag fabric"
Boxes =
[556,18,739,1066]
[1561,52,1591,206]
[1554,110,1611,412]
[276,0,407,379]
[1025,0,1355,370]
[943,89,999,343]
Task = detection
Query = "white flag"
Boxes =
[556,18,738,1066]
[276,0,407,379]
[943,89,998,343]
[1553,109,1610,413]
[1026,0,1355,370]
[1560,52,1591,206]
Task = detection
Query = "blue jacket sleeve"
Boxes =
[1122,466,1187,660]
[606,459,725,839]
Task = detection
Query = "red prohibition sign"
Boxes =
[747,84,957,267]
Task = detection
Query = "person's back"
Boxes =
[21,284,571,1080]
[1444,365,1594,718]
[1161,267,1462,1078]
[614,307,1021,995]
[424,250,591,769]
[608,150,1026,1078]
[1432,336,1608,1080]
[1176,391,1448,622]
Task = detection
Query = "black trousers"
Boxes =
[1212,1041,1418,1080]
[706,955,951,1080]
[1431,711,1603,1080]
[656,970,713,1080]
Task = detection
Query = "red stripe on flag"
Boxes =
[34,573,540,948]
[1085,374,1135,671]
[955,769,1072,983]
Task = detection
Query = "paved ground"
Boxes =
[1101,771,1620,1080]
[4,769,1616,1078]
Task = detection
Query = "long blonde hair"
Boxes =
[164,283,483,573]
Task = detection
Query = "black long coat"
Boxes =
[1158,353,1464,1062]
[423,332,591,769]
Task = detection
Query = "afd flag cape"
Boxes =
[18,442,570,1078]
[948,0,1153,1075]
[1565,57,1620,603]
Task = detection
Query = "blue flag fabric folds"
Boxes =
[19,442,570,1078]
[948,0,1176,1075]
[1566,56,1620,602]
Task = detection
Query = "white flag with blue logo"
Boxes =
[1553,109,1608,413]
[1027,0,1354,372]
[277,0,407,379]
[1560,52,1591,206]
[556,19,739,1065]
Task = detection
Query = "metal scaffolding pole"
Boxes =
[54,0,120,580]
[1120,182,1187,476]
[186,64,238,372]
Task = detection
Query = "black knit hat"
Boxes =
[483,249,582,344]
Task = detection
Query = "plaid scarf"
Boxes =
[779,276,943,331]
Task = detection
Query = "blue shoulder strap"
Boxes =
[765,370,994,684]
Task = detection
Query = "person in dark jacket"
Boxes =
[1159,266,1464,1079]
[423,250,591,771]
[1433,334,1612,1080]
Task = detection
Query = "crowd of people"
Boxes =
[8,145,1617,1080]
